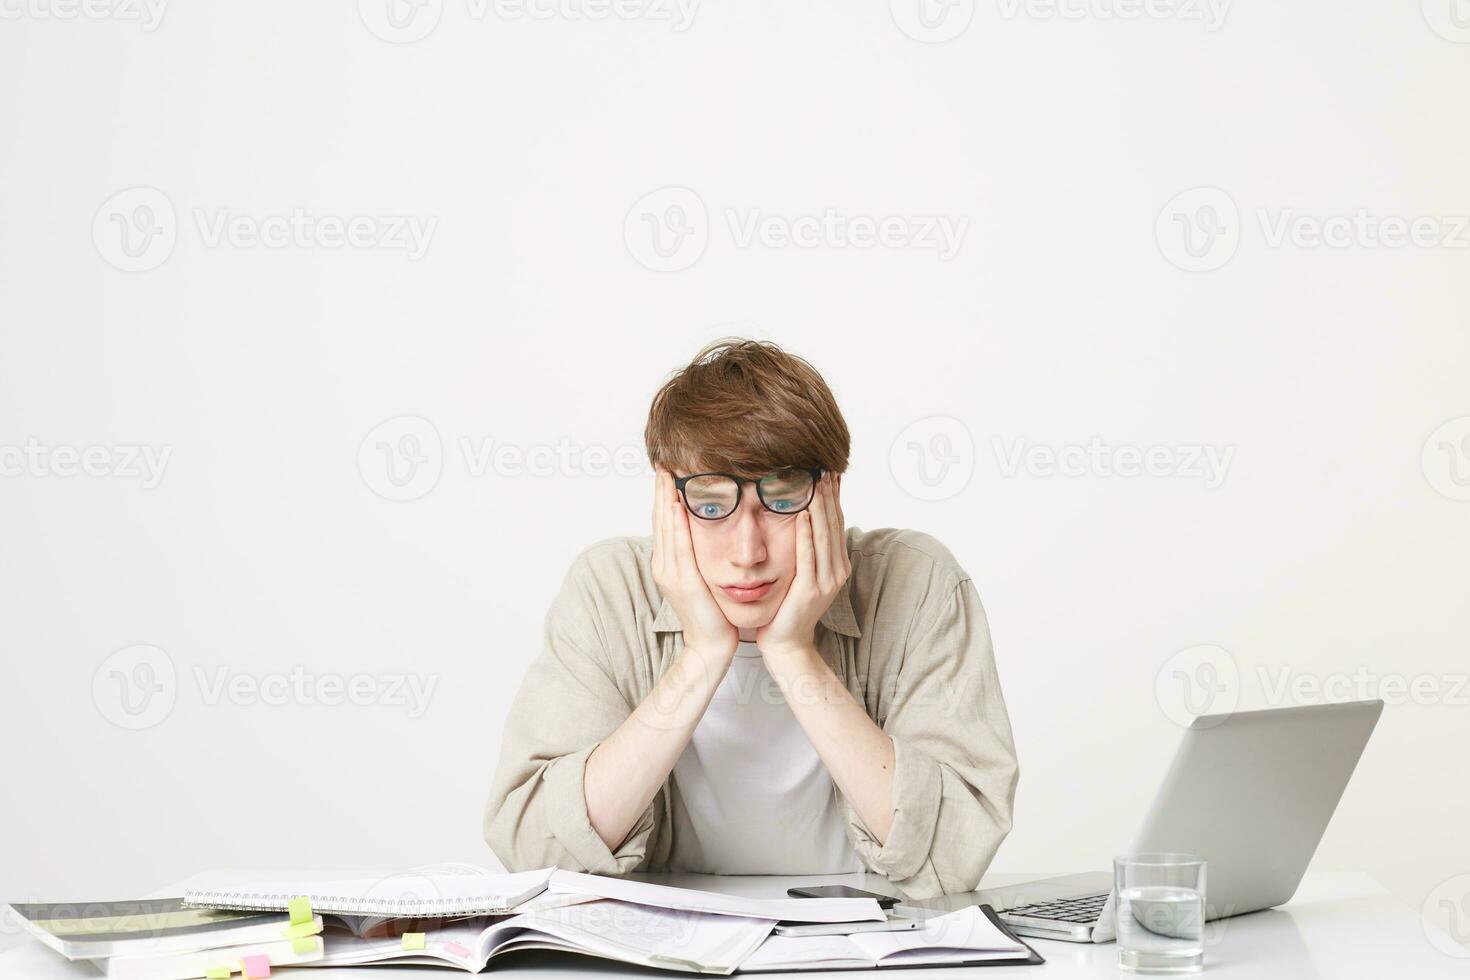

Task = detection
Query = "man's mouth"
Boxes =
[721,579,775,603]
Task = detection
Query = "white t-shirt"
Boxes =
[668,641,865,874]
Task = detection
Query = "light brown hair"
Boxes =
[645,339,851,478]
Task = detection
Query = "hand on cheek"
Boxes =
[651,469,739,661]
[755,472,849,661]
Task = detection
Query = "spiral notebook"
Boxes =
[182,865,886,924]
[181,865,556,917]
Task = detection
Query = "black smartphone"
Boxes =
[786,885,899,909]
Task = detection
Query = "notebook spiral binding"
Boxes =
[181,891,516,916]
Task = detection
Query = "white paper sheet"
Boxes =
[548,870,885,924]
[514,898,776,973]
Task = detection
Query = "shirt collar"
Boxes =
[652,576,862,639]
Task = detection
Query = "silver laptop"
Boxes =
[960,700,1382,943]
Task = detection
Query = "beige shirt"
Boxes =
[483,526,1020,899]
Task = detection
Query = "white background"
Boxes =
[2,0,1468,956]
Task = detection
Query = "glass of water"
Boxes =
[1112,853,1207,974]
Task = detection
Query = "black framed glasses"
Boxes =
[674,466,824,521]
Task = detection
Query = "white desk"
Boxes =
[2,870,1464,978]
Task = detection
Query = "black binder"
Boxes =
[738,905,1045,971]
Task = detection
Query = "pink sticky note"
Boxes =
[444,941,470,957]
[241,954,271,978]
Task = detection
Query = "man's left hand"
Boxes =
[756,471,850,661]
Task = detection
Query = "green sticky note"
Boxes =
[401,932,426,951]
[283,920,322,939]
[288,895,312,926]
[205,968,230,979]
[293,936,316,955]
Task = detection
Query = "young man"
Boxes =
[484,340,1018,898]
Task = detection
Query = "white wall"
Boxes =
[2,0,1467,954]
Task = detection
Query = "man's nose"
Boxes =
[726,497,768,567]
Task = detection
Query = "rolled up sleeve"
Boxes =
[842,577,1019,898]
[483,555,657,875]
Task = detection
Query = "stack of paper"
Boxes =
[16,864,1040,975]
[314,897,777,974]
[4,897,325,979]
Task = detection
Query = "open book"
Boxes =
[309,900,1036,974]
[314,897,777,975]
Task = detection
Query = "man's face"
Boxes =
[684,483,801,633]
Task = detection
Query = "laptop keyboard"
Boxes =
[999,892,1110,924]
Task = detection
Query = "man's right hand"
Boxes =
[652,469,739,662]
[583,472,741,854]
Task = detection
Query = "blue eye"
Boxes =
[698,504,725,519]
[768,499,797,513]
